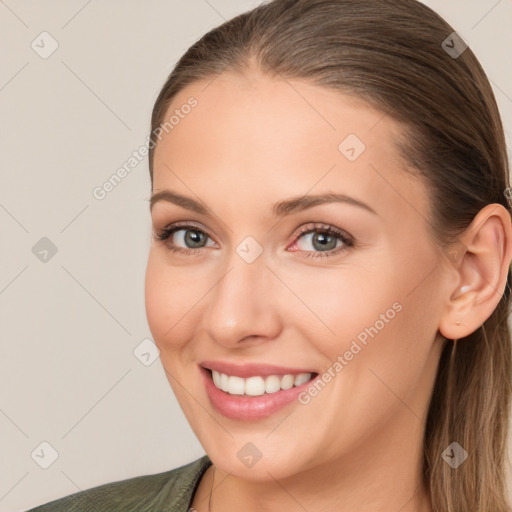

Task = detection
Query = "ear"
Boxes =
[438,203,512,340]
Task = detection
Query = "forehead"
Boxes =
[152,71,430,226]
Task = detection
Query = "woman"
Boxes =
[27,0,512,511]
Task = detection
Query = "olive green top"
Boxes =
[25,455,212,512]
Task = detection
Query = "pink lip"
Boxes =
[199,365,319,421]
[199,359,317,378]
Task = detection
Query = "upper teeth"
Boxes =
[211,370,313,396]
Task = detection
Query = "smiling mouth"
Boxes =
[205,368,318,396]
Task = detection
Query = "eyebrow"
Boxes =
[149,190,377,217]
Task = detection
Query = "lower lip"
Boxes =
[199,366,318,421]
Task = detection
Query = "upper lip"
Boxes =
[200,360,318,378]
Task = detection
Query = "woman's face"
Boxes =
[145,71,451,481]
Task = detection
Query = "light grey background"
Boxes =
[1,1,511,511]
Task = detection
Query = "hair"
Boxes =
[147,0,512,510]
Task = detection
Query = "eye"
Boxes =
[153,221,215,257]
[289,222,354,259]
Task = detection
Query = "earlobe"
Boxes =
[438,203,512,341]
[439,288,478,340]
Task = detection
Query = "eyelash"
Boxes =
[153,221,354,259]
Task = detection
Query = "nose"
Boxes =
[200,247,283,348]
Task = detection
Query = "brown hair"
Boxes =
[148,1,512,510]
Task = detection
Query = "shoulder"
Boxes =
[24,454,212,512]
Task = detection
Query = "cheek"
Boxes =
[278,263,399,354]
[314,263,439,411]
[144,251,205,350]
[286,259,430,386]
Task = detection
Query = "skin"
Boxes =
[144,69,512,512]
